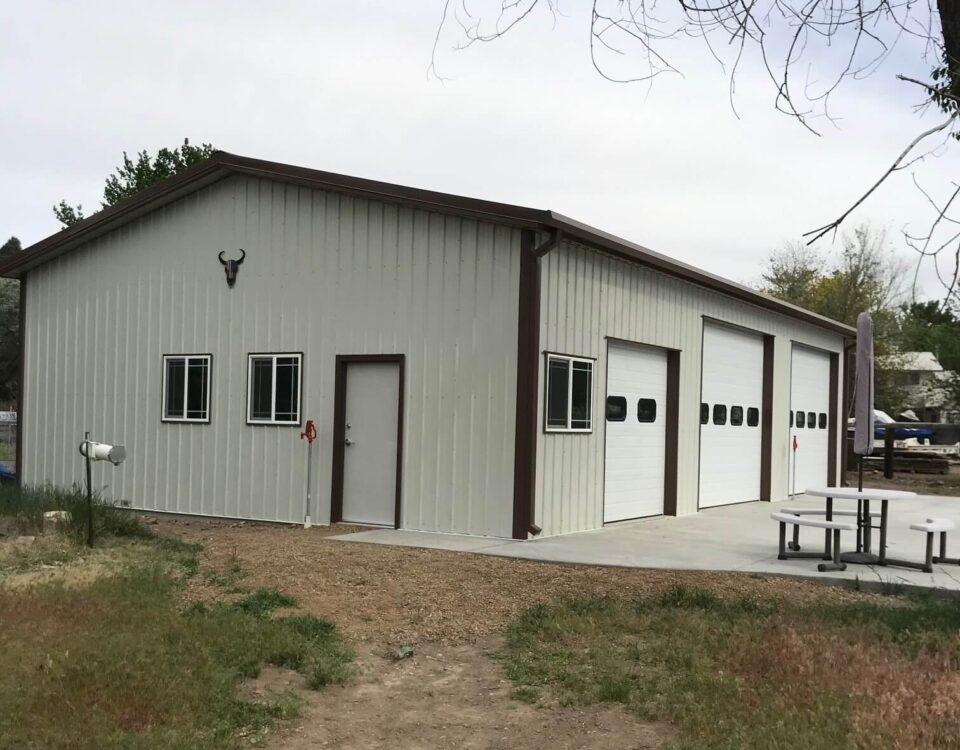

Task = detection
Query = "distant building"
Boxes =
[894,352,959,423]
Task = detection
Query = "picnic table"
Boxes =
[804,486,917,565]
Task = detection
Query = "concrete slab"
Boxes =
[331,493,960,592]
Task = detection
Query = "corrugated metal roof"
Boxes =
[0,151,854,336]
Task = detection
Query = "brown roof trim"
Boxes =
[0,151,854,336]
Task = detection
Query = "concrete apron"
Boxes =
[331,494,960,594]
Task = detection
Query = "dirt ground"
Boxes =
[848,465,960,496]
[257,641,670,750]
[164,518,869,645]
[153,515,881,749]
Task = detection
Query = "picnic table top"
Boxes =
[804,486,917,501]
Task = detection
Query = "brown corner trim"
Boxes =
[664,350,680,516]
[828,351,841,486]
[512,229,540,539]
[759,335,775,501]
[330,354,405,528]
[15,277,25,487]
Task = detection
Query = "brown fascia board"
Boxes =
[0,151,853,337]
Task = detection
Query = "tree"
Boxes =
[54,138,215,227]
[433,2,960,306]
[897,301,960,372]
[0,237,22,404]
[758,224,906,410]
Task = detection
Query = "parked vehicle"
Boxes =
[846,410,935,442]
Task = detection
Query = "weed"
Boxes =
[510,685,541,704]
[233,588,297,617]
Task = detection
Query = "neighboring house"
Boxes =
[893,352,960,423]
[0,152,853,539]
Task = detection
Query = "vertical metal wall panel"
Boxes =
[535,240,845,537]
[22,175,520,538]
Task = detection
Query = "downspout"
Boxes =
[15,274,25,488]
[529,229,561,537]
[512,227,561,539]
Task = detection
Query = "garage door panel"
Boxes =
[699,324,764,508]
[789,346,831,495]
[604,343,668,522]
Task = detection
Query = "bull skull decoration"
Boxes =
[218,249,246,288]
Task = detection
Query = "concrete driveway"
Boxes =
[333,494,960,592]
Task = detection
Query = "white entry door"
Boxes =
[699,324,764,508]
[341,361,401,527]
[788,346,831,495]
[603,342,668,522]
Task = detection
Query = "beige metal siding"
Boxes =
[535,239,844,537]
[22,175,520,537]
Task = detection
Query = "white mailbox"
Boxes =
[78,440,126,465]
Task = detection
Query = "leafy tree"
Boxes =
[54,139,215,227]
[758,225,907,410]
[897,301,960,372]
[0,237,22,403]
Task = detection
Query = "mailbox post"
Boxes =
[78,432,126,547]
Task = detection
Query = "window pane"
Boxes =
[570,362,592,429]
[546,359,569,428]
[251,358,273,420]
[274,357,299,422]
[746,407,759,427]
[796,411,805,428]
[637,398,657,423]
[713,404,727,425]
[730,405,743,426]
[606,396,627,422]
[700,403,709,425]
[165,359,185,418]
[818,412,828,429]
[807,412,816,429]
[186,359,208,419]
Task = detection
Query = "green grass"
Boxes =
[0,560,352,750]
[502,586,960,749]
[0,441,13,461]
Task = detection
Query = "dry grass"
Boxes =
[503,589,960,749]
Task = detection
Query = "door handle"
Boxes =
[345,437,354,446]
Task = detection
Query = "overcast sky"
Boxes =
[2,1,955,299]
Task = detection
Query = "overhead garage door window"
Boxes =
[546,355,593,432]
[637,398,657,423]
[700,403,709,424]
[818,412,828,429]
[730,406,743,426]
[606,396,627,421]
[712,404,727,425]
[747,407,759,427]
[796,411,805,428]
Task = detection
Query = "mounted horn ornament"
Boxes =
[218,249,246,288]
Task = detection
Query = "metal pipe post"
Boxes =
[85,431,93,547]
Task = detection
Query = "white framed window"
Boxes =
[162,354,212,423]
[545,354,593,432]
[247,353,302,425]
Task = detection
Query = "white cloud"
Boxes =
[0,0,954,300]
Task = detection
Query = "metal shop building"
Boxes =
[0,152,853,539]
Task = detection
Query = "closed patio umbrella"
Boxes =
[852,311,874,491]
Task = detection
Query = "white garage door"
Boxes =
[788,346,831,495]
[699,324,764,508]
[603,342,668,522]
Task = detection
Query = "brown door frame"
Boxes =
[330,354,405,528]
